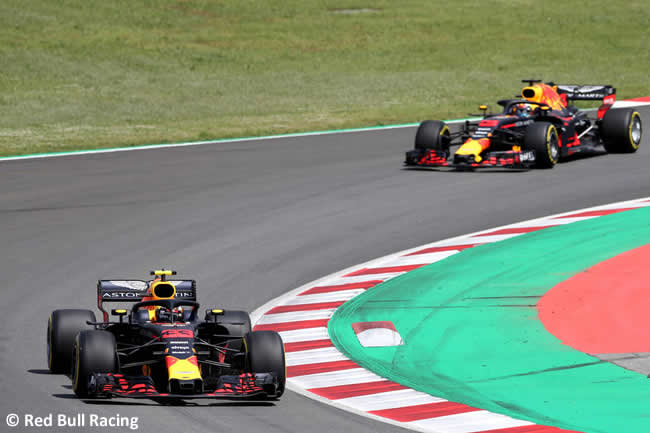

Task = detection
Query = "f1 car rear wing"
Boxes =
[97,279,196,322]
[555,85,617,119]
[555,85,615,101]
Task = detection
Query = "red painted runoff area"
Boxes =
[538,244,650,354]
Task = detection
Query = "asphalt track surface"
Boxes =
[1,106,649,433]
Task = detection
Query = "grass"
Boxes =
[1,0,648,156]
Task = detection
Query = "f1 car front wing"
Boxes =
[87,372,280,399]
[405,148,536,169]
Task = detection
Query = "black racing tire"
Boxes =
[601,109,642,153]
[72,330,118,397]
[524,122,560,169]
[47,309,96,374]
[245,330,286,398]
[414,120,451,153]
[215,310,252,338]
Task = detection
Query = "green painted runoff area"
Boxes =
[330,206,650,433]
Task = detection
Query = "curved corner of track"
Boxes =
[251,197,650,433]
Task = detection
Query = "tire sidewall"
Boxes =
[415,120,450,152]
[72,330,117,397]
[524,122,559,168]
[245,331,286,397]
[545,124,560,165]
[48,309,96,374]
[628,112,642,150]
[602,109,642,153]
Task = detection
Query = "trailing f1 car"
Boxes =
[47,270,285,400]
[405,80,642,169]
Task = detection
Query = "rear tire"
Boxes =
[414,120,451,153]
[47,309,96,374]
[601,109,642,153]
[71,330,118,397]
[245,331,286,398]
[524,122,560,168]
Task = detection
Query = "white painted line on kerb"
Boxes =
[338,389,446,412]
[281,290,364,305]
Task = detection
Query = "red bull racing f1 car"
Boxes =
[405,80,642,169]
[47,270,285,400]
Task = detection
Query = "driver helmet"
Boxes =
[514,103,532,118]
[171,306,185,322]
[154,306,185,323]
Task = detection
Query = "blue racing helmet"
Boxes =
[514,103,532,118]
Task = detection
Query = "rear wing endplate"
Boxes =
[555,85,616,119]
[97,279,196,322]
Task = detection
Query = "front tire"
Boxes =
[245,331,286,398]
[601,109,642,153]
[213,310,252,337]
[415,120,451,153]
[48,309,96,374]
[71,330,118,397]
[524,122,560,168]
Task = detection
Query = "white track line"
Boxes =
[2,98,647,162]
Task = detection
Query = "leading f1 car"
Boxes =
[47,270,285,400]
[405,80,642,169]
